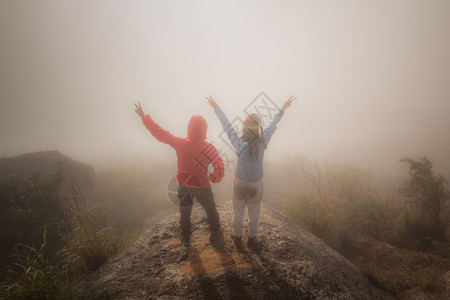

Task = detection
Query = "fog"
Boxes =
[1,0,450,178]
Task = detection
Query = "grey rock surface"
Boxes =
[76,201,377,299]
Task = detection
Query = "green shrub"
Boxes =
[61,177,128,274]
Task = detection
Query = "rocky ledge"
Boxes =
[76,201,384,299]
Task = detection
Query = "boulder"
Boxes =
[77,201,377,299]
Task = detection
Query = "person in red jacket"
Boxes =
[134,102,224,247]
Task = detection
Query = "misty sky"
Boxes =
[1,0,449,176]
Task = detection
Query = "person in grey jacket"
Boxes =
[206,96,295,250]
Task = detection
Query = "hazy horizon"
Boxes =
[1,0,450,177]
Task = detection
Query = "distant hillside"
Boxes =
[0,150,94,192]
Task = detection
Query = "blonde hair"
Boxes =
[241,114,266,161]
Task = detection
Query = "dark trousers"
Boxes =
[178,184,220,238]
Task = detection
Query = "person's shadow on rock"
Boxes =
[188,246,221,299]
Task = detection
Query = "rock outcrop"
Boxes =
[0,151,96,269]
[77,201,379,299]
[0,150,94,192]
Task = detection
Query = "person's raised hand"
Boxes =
[281,96,296,111]
[206,96,219,109]
[134,102,145,118]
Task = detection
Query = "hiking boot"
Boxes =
[210,229,224,249]
[210,227,222,241]
[231,234,242,246]
[181,234,191,247]
[231,235,246,253]
[247,237,262,251]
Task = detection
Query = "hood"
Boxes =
[187,115,207,140]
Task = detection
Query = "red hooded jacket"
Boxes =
[141,114,224,189]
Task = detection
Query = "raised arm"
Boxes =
[134,102,182,148]
[206,96,242,152]
[263,96,296,145]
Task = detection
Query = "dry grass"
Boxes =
[280,159,450,298]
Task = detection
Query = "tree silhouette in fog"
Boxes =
[400,157,449,244]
